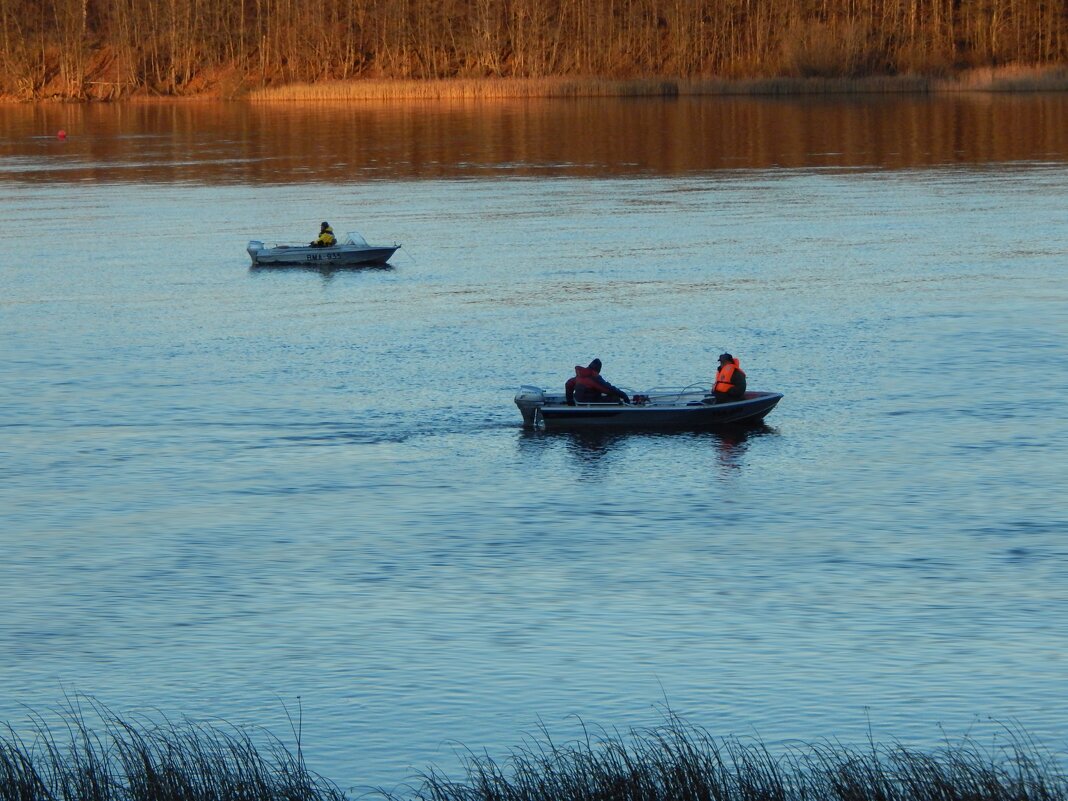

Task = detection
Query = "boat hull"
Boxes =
[516,389,783,430]
[247,243,398,266]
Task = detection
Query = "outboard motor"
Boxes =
[514,385,546,427]
[246,240,265,265]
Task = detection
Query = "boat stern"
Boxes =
[247,240,264,264]
[514,385,546,427]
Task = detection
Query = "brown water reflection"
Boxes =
[2,94,1067,183]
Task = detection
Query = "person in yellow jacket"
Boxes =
[310,222,337,248]
[712,352,747,403]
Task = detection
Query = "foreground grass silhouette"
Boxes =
[2,703,1065,801]
[0,701,345,801]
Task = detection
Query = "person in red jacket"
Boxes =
[564,359,630,405]
[712,352,747,403]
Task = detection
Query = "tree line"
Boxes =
[2,0,1066,99]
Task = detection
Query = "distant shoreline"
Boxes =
[3,67,1068,104]
[247,68,1068,101]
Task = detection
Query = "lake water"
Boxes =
[1,96,1067,793]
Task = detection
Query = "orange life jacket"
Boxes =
[714,359,744,393]
[573,365,603,391]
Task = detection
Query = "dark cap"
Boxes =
[321,221,331,229]
[588,358,602,371]
[718,352,733,363]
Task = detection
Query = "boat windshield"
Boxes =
[344,232,369,246]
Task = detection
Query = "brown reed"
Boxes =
[245,67,1068,102]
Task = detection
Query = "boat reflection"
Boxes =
[516,422,777,476]
[710,423,777,471]
[248,262,395,284]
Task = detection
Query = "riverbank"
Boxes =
[247,67,1068,101]
[3,66,1067,104]
[2,703,1065,801]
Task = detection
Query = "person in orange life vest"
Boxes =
[564,358,630,405]
[712,352,746,403]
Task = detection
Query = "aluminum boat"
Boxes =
[247,231,399,266]
[515,385,782,430]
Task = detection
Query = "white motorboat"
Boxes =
[247,231,399,266]
[515,384,782,430]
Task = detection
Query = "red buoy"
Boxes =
[57,129,67,139]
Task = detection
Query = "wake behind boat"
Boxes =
[247,231,399,266]
[515,385,782,430]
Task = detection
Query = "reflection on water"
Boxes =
[709,423,777,470]
[516,423,777,477]
[3,94,1068,184]
[248,262,396,283]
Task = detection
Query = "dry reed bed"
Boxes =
[248,68,1068,102]
[2,703,1065,801]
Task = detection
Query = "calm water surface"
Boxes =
[1,97,1067,791]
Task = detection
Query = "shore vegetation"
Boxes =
[391,715,1068,801]
[1,702,1066,801]
[0,700,345,801]
[1,0,1066,101]
[247,68,1068,101]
